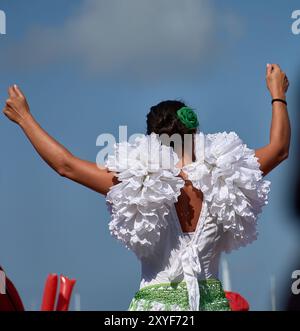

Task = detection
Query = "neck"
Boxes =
[174,134,195,167]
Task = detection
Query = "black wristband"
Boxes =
[272,98,287,106]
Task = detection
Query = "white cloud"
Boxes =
[4,0,242,80]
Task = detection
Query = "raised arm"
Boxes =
[2,85,117,195]
[255,64,291,176]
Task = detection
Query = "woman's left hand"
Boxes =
[2,85,31,125]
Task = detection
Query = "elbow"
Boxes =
[282,152,289,161]
[57,166,68,177]
[282,150,289,160]
[270,141,290,163]
[56,155,74,178]
[277,147,289,162]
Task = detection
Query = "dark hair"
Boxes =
[146,100,197,137]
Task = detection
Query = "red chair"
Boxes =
[0,267,76,311]
[225,291,250,311]
[41,274,76,311]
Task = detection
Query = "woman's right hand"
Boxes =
[2,85,31,126]
[266,64,289,100]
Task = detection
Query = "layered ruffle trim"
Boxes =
[183,131,271,251]
[106,133,185,258]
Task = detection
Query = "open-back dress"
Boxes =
[105,131,271,311]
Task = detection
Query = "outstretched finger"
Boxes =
[266,63,272,75]
[13,84,25,98]
[8,85,17,98]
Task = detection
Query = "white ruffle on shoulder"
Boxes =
[105,133,185,259]
[183,131,271,252]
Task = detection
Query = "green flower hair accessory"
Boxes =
[176,107,199,130]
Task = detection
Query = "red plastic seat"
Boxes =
[225,291,250,311]
[41,274,76,311]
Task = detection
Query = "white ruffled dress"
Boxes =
[105,132,271,311]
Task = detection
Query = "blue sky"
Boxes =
[0,0,300,310]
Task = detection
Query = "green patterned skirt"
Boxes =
[128,279,231,311]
